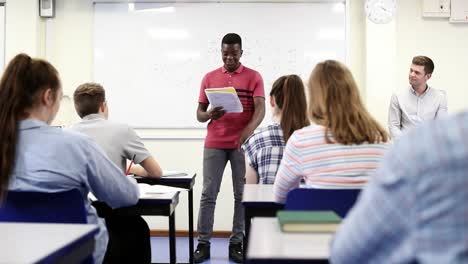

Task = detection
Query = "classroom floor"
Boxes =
[150,237,237,264]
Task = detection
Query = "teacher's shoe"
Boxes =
[194,243,210,263]
[229,243,243,263]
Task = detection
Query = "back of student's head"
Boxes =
[73,82,106,118]
[412,55,434,75]
[222,33,242,48]
[0,53,60,198]
[270,74,310,142]
[308,60,388,145]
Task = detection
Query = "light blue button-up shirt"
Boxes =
[331,111,468,264]
[388,86,447,139]
[9,119,140,264]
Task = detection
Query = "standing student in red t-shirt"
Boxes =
[194,33,265,263]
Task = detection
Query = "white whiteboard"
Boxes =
[94,2,346,128]
[0,4,5,71]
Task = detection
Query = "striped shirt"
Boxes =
[273,124,388,203]
[331,111,468,264]
[242,123,285,184]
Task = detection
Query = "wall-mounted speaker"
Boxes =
[39,0,55,18]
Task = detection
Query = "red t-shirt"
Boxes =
[198,64,264,149]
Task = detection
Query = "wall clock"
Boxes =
[365,0,396,24]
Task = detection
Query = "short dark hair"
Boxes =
[73,82,106,118]
[222,33,242,49]
[412,56,434,75]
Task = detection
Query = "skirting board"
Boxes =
[151,230,231,238]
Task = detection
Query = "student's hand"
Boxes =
[208,106,225,120]
[129,165,147,177]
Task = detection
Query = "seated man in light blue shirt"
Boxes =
[0,53,140,264]
[388,56,447,139]
[331,111,468,263]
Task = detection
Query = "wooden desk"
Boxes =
[0,222,98,264]
[246,218,331,264]
[135,172,196,264]
[242,184,284,257]
[94,191,180,264]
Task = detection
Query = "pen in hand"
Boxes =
[126,154,136,176]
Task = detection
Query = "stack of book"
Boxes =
[277,210,341,233]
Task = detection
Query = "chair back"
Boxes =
[284,188,361,218]
[0,189,87,223]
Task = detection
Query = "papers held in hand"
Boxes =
[277,210,341,233]
[205,87,243,113]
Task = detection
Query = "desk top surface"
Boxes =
[135,172,196,187]
[242,184,277,204]
[247,218,332,261]
[0,222,98,263]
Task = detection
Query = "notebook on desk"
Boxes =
[277,210,341,233]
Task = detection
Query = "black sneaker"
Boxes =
[194,243,210,263]
[229,243,243,263]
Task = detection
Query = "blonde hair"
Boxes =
[308,60,388,145]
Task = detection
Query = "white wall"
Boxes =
[395,1,468,115]
[365,0,468,128]
[5,0,44,60]
[4,0,468,232]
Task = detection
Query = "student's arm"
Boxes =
[242,133,260,184]
[244,156,259,184]
[197,103,225,123]
[330,145,412,263]
[273,133,302,203]
[85,140,139,208]
[331,178,409,263]
[129,157,163,178]
[124,126,162,178]
[138,156,163,178]
[435,90,448,118]
[388,94,402,139]
[129,164,146,177]
[239,97,265,146]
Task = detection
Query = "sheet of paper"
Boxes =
[88,184,186,201]
[205,87,243,113]
[138,183,186,199]
[162,170,189,177]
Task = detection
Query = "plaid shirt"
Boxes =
[331,111,468,264]
[242,123,285,184]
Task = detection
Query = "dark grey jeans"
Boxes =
[197,148,245,245]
